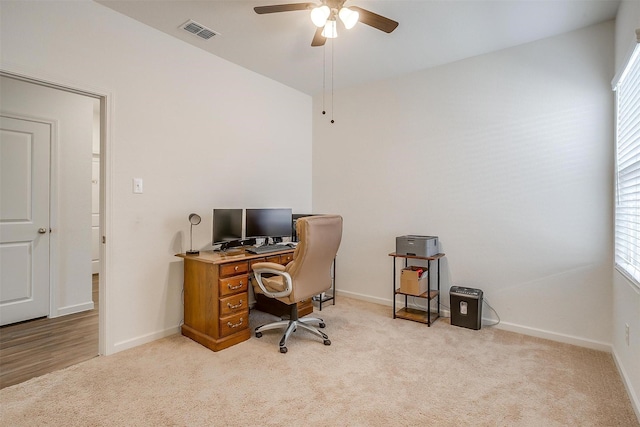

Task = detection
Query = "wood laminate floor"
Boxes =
[0,275,99,389]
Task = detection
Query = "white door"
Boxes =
[0,116,51,325]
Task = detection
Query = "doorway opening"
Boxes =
[0,71,107,387]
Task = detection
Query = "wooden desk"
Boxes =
[176,248,312,351]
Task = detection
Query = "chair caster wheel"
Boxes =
[279,346,288,354]
[319,322,326,328]
[323,339,331,346]
[255,332,263,338]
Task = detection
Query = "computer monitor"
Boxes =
[245,208,292,240]
[292,214,316,242]
[212,209,243,248]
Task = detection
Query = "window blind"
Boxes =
[614,39,640,286]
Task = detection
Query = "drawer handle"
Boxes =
[227,300,243,309]
[227,318,244,328]
[234,265,239,271]
[227,281,243,290]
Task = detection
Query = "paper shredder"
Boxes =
[450,286,483,330]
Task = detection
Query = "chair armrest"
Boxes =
[252,262,285,272]
[252,262,292,298]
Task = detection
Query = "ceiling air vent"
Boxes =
[180,20,219,40]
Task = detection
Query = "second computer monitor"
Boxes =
[245,208,292,239]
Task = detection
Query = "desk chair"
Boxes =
[251,215,343,353]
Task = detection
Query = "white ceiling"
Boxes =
[96,0,620,95]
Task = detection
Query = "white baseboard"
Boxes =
[336,289,392,306]
[612,348,640,422]
[494,321,611,352]
[53,301,95,317]
[112,325,180,354]
[337,290,611,352]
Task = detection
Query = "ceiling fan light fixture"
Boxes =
[321,18,337,38]
[338,7,359,29]
[310,5,330,27]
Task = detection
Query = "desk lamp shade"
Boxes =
[187,213,201,255]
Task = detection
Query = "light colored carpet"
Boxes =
[0,297,638,426]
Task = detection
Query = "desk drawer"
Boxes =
[249,255,291,269]
[219,274,248,297]
[249,258,267,270]
[220,311,248,337]
[279,253,294,265]
[265,255,280,264]
[220,261,249,277]
[219,293,247,317]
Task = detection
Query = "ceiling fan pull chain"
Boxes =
[331,37,335,124]
[322,43,326,116]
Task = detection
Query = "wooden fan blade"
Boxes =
[254,3,315,14]
[311,27,326,46]
[350,6,399,33]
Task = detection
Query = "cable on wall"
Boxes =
[482,298,500,327]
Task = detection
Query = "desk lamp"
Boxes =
[187,213,201,255]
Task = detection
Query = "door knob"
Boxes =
[38,228,47,234]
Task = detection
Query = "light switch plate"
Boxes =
[133,178,143,194]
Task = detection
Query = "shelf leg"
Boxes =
[437,258,441,317]
[392,256,396,319]
[333,258,336,306]
[427,259,431,326]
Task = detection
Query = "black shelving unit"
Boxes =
[313,258,336,311]
[389,252,444,326]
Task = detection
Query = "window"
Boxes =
[614,41,640,287]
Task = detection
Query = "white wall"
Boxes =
[313,22,614,349]
[613,0,640,418]
[0,0,312,354]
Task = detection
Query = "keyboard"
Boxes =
[247,244,291,254]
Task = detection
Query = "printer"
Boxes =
[395,235,439,257]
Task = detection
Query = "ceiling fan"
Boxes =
[254,1,399,47]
